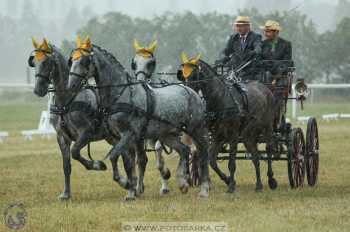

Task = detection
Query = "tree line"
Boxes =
[64,9,349,83]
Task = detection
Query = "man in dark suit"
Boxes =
[216,16,262,80]
[260,20,293,78]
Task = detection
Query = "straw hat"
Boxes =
[260,20,282,31]
[234,16,251,25]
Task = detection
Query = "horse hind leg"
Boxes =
[190,128,210,198]
[135,140,148,196]
[266,125,278,190]
[108,133,137,200]
[161,135,190,194]
[227,141,238,193]
[245,140,263,192]
[154,140,171,195]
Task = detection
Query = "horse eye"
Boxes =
[131,59,136,70]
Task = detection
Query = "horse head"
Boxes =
[67,35,95,92]
[29,37,55,97]
[131,39,157,81]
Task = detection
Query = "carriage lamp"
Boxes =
[295,78,309,109]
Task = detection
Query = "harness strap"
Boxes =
[106,102,190,136]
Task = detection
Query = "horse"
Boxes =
[131,39,200,186]
[178,53,277,192]
[28,38,115,200]
[67,37,210,200]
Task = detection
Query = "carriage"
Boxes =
[210,60,320,188]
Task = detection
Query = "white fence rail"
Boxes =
[292,83,350,119]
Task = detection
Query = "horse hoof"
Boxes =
[268,178,278,190]
[124,196,136,201]
[136,184,145,196]
[179,185,189,194]
[198,190,209,198]
[163,169,171,180]
[93,160,107,171]
[223,177,230,186]
[160,188,170,195]
[227,186,235,193]
[58,193,70,201]
[255,186,263,193]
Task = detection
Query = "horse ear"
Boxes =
[84,36,92,49]
[32,37,39,49]
[42,38,49,50]
[42,38,52,53]
[76,35,82,48]
[133,39,142,52]
[193,54,201,65]
[181,52,189,64]
[148,40,158,54]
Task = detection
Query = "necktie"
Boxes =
[240,36,246,50]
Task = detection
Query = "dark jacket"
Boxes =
[218,31,262,66]
[261,37,293,74]
[261,37,292,60]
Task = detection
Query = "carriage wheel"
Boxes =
[287,128,306,188]
[306,117,319,186]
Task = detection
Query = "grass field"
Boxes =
[0,99,350,232]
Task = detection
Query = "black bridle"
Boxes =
[29,48,56,82]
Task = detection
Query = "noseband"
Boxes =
[135,70,153,80]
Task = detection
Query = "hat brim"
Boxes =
[234,22,251,25]
[260,26,281,31]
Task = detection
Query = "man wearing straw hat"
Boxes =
[260,20,293,130]
[216,15,262,80]
[260,20,293,77]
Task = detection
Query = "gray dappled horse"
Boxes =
[67,38,210,200]
[131,39,200,186]
[28,38,115,200]
[178,53,277,192]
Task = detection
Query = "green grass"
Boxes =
[0,102,350,231]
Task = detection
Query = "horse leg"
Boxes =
[266,144,278,190]
[71,130,107,171]
[245,140,263,192]
[57,134,72,200]
[161,135,190,194]
[154,140,171,195]
[227,141,238,193]
[122,149,138,201]
[266,126,278,190]
[135,139,148,196]
[190,129,210,198]
[209,140,230,185]
[108,132,137,200]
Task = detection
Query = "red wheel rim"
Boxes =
[288,128,305,188]
[306,118,319,186]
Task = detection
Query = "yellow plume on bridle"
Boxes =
[180,52,201,79]
[72,35,92,60]
[133,39,158,58]
[31,37,52,61]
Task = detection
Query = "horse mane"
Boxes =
[50,44,69,81]
[92,44,126,72]
[198,59,217,77]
